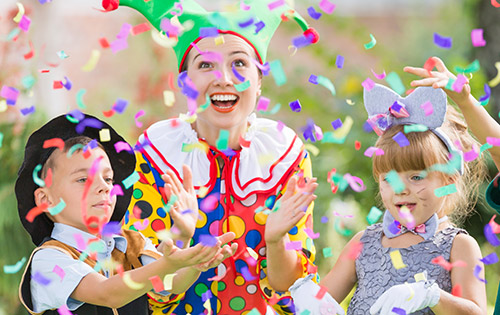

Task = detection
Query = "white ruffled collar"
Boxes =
[139,114,304,199]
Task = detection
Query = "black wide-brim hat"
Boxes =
[15,112,136,246]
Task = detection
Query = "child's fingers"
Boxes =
[182,164,195,193]
[217,232,236,245]
[282,176,297,200]
[403,66,430,78]
[166,169,183,196]
[410,77,441,87]
[432,56,449,73]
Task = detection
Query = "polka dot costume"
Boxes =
[123,117,317,315]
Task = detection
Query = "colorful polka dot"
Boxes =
[229,296,246,311]
[156,207,166,218]
[184,303,192,313]
[245,229,262,248]
[246,284,258,295]
[196,209,207,229]
[288,226,298,235]
[132,188,143,199]
[151,219,166,232]
[194,282,209,297]
[222,215,246,239]
[234,275,245,286]
[253,212,267,225]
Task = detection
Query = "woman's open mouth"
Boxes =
[210,93,239,113]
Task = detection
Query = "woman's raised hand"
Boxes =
[264,176,318,245]
[161,164,199,245]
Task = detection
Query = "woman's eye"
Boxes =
[199,61,212,69]
[411,175,423,181]
[233,60,245,67]
[105,177,114,184]
[77,178,87,183]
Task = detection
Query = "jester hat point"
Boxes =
[104,0,319,71]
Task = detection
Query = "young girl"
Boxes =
[292,83,487,315]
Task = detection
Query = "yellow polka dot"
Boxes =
[217,298,221,313]
[196,209,207,229]
[210,280,218,296]
[254,212,267,225]
[222,215,246,239]
[234,275,245,286]
[185,303,193,313]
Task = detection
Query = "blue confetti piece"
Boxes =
[101,221,122,236]
[199,27,219,38]
[309,74,318,84]
[238,17,254,28]
[392,131,410,147]
[199,234,217,247]
[289,99,302,112]
[307,6,322,20]
[112,98,129,114]
[20,106,35,116]
[433,32,452,49]
[255,21,265,34]
[32,271,51,286]
[331,118,342,130]
[336,55,344,68]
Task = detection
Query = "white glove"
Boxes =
[289,274,345,315]
[369,280,441,315]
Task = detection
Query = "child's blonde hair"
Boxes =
[372,105,486,224]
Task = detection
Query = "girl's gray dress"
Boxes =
[348,223,466,315]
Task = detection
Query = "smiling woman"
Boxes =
[105,0,321,314]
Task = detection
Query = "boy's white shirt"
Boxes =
[31,223,160,312]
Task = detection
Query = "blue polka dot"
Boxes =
[245,230,262,248]
[234,259,248,273]
[124,211,129,225]
[265,195,276,209]
[288,226,298,235]
[157,207,166,218]
[260,269,266,280]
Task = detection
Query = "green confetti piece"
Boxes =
[122,171,140,189]
[454,59,480,74]
[323,247,333,258]
[404,124,429,133]
[7,28,20,41]
[385,72,405,95]
[48,198,66,215]
[317,75,336,96]
[271,200,281,213]
[76,89,87,109]
[216,129,229,150]
[65,114,79,124]
[480,143,493,155]
[269,59,287,86]
[21,75,36,89]
[87,241,106,253]
[445,78,455,90]
[3,257,27,274]
[197,94,210,113]
[163,195,178,213]
[334,218,353,236]
[32,164,46,187]
[321,131,347,144]
[78,252,89,261]
[364,33,377,49]
[434,183,457,197]
[479,98,489,106]
[67,144,84,157]
[428,152,462,174]
[259,103,281,115]
[235,80,251,92]
[385,170,405,193]
[330,173,349,192]
[93,261,102,272]
[300,310,311,315]
[0,132,3,148]
[366,206,383,224]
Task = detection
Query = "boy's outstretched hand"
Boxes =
[162,164,199,246]
[404,56,471,107]
[264,176,318,244]
[161,232,237,271]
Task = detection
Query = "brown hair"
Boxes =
[41,136,104,178]
[372,105,486,225]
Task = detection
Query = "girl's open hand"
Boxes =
[264,176,318,245]
[404,56,471,107]
[162,164,199,244]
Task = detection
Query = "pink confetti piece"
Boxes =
[134,110,145,128]
[52,265,65,281]
[285,241,302,250]
[315,285,328,299]
[240,0,251,10]
[57,305,74,315]
[1,85,20,101]
[304,228,320,239]
[110,184,124,198]
[319,0,336,14]
[133,218,150,231]
[256,96,270,111]
[110,38,128,53]
[452,74,467,93]
[420,101,434,116]
[267,0,285,10]
[463,146,479,162]
[277,120,285,132]
[200,193,219,213]
[371,68,386,80]
[362,78,375,91]
[489,215,500,234]
[486,137,500,146]
[114,141,133,153]
[344,174,366,192]
[73,233,87,251]
[431,256,467,271]
[471,29,486,47]
[346,241,363,260]
[208,267,227,281]
[18,15,31,32]
[363,146,384,157]
[116,23,132,39]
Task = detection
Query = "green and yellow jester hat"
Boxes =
[103,0,319,72]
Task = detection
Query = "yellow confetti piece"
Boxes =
[333,115,353,139]
[390,250,407,270]
[214,35,225,46]
[122,273,145,290]
[346,99,355,105]
[163,90,175,107]
[246,247,259,261]
[288,45,298,56]
[179,113,197,123]
[151,29,178,48]
[414,272,427,282]
[304,143,320,156]
[163,273,175,291]
[489,62,500,88]
[182,142,209,154]
[258,153,276,166]
[197,185,209,198]
[156,229,173,242]
[81,49,101,72]
[405,282,415,301]
[99,128,111,142]
[0,100,7,113]
[203,299,212,313]
[13,3,25,23]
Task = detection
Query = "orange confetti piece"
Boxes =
[492,0,500,7]
[239,135,251,148]
[103,110,115,118]
[149,275,165,292]
[423,57,436,75]
[354,140,361,150]
[99,37,110,49]
[451,284,462,297]
[24,41,35,60]
[315,285,328,299]
[346,240,363,260]
[431,256,467,271]
[167,72,177,92]
[26,203,49,222]
[43,138,65,150]
[45,168,53,188]
[53,81,63,89]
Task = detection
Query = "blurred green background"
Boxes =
[1,0,499,314]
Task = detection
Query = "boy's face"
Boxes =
[35,147,116,234]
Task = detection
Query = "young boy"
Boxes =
[16,113,237,314]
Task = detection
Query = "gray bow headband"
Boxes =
[363,83,464,175]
